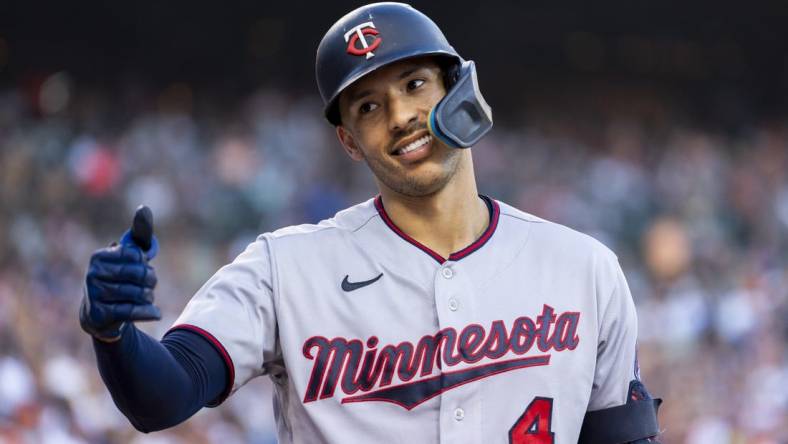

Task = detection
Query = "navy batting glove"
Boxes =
[80,206,161,341]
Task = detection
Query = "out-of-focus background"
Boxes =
[1,1,787,443]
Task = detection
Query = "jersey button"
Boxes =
[453,408,465,421]
[448,298,459,311]
[441,267,454,279]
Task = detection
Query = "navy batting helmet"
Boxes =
[316,2,492,148]
[316,2,460,125]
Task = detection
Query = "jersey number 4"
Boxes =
[509,397,555,444]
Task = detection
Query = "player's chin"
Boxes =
[390,156,448,180]
[385,164,456,196]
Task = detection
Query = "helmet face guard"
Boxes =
[316,2,492,147]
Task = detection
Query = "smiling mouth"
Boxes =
[392,134,433,156]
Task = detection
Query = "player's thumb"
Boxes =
[120,205,159,261]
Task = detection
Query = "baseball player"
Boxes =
[80,3,661,443]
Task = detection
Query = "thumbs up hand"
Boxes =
[80,206,161,342]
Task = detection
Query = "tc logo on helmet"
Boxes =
[344,21,381,59]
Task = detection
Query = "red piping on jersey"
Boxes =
[374,195,500,264]
[168,324,235,407]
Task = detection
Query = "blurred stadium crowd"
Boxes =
[0,77,786,444]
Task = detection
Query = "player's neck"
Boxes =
[377,157,489,260]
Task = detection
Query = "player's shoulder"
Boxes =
[266,198,378,241]
[496,199,617,261]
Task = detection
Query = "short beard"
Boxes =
[364,147,462,197]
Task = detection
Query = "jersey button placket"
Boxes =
[434,263,481,444]
[441,266,458,311]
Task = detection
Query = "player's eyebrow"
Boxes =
[347,89,373,105]
[346,66,427,109]
[397,66,423,80]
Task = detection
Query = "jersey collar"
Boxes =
[374,195,500,265]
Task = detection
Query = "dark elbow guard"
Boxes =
[579,380,663,444]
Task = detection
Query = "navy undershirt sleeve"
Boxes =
[92,323,229,433]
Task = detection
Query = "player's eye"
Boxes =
[359,102,378,114]
[407,79,425,91]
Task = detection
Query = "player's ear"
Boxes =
[336,126,364,161]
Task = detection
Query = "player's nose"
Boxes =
[387,94,418,133]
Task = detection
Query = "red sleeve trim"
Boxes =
[168,323,235,407]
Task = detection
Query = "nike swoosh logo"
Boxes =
[341,273,383,292]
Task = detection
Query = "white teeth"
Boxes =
[397,135,432,155]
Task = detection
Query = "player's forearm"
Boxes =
[92,323,228,432]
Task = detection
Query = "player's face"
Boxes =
[336,58,462,197]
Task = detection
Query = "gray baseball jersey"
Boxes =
[172,196,639,444]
